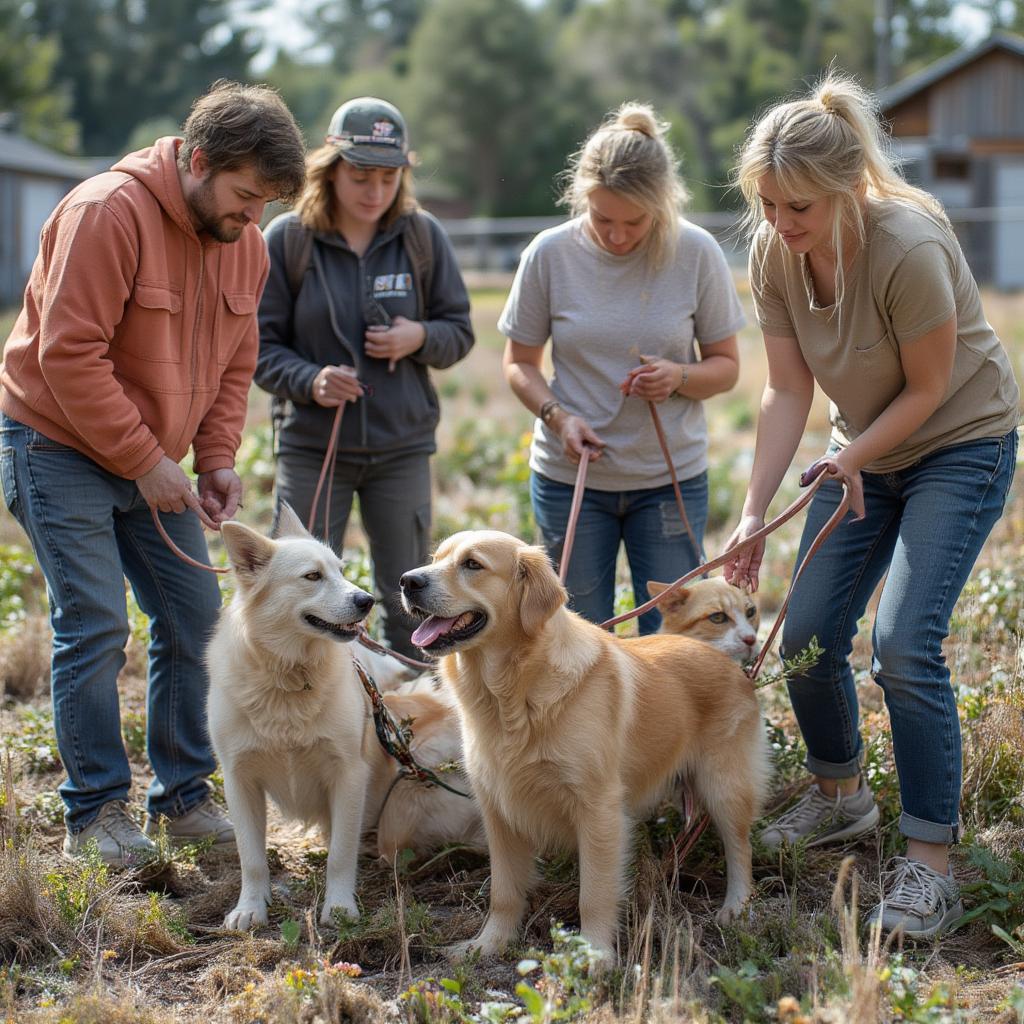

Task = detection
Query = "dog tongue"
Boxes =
[411,615,459,648]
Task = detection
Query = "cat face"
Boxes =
[647,577,760,663]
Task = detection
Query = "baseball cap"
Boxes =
[326,97,409,168]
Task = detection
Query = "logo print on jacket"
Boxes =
[373,273,412,298]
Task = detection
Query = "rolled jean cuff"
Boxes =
[899,810,958,845]
[804,749,862,780]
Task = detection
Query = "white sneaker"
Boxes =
[866,857,964,940]
[143,797,236,849]
[760,781,880,849]
[63,801,157,868]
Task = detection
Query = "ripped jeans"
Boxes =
[530,470,708,635]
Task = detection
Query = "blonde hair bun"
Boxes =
[612,102,664,140]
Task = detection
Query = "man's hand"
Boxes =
[364,316,426,371]
[312,365,364,407]
[198,468,242,525]
[137,456,217,529]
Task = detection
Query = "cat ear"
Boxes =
[647,580,689,607]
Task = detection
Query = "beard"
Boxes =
[187,177,248,243]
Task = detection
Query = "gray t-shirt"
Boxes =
[750,200,1020,472]
[499,217,746,490]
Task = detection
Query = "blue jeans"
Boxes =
[780,431,1018,844]
[0,416,221,832]
[530,470,708,635]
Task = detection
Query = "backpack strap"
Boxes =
[282,215,314,299]
[402,211,435,318]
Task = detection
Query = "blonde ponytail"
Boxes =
[736,71,950,308]
[561,102,689,267]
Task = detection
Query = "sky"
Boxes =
[237,0,994,73]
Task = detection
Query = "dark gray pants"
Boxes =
[274,448,431,658]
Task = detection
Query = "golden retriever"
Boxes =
[400,530,770,961]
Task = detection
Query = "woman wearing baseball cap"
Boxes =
[256,97,474,657]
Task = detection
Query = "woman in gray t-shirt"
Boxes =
[500,102,745,634]
[724,74,1018,940]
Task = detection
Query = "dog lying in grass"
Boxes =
[401,529,770,962]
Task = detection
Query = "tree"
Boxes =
[407,0,570,215]
[0,0,78,152]
[23,0,263,155]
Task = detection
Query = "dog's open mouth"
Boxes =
[303,614,363,641]
[409,610,487,651]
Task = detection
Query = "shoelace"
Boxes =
[95,802,148,845]
[881,857,947,912]
[773,786,840,832]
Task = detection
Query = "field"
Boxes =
[2,279,1024,1023]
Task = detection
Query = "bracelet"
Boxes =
[538,399,562,425]
[679,364,689,388]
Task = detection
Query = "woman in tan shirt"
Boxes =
[723,74,1019,939]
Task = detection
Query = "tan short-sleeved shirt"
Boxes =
[750,200,1020,472]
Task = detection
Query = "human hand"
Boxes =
[722,515,767,592]
[197,468,242,525]
[800,454,865,520]
[137,456,217,529]
[620,355,685,403]
[312,365,364,407]
[364,316,426,371]
[557,414,605,465]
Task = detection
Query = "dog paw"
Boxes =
[224,904,269,931]
[716,899,750,926]
[321,897,359,926]
[444,939,489,961]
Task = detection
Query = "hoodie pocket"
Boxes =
[215,291,256,366]
[113,283,185,365]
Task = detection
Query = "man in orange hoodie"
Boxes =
[0,81,305,867]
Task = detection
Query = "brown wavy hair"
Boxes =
[177,80,306,203]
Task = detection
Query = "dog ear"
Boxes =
[516,546,566,635]
[273,502,312,540]
[647,579,689,608]
[220,522,276,582]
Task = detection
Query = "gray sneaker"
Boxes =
[63,800,157,868]
[144,797,236,849]
[866,857,964,939]
[760,781,880,849]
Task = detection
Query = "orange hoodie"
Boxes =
[1,137,268,479]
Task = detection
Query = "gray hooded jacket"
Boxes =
[255,210,474,459]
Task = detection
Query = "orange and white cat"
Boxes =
[647,577,760,663]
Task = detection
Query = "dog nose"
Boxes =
[354,591,374,612]
[400,571,428,593]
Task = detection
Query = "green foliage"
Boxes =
[8,707,61,773]
[23,0,260,156]
[0,0,78,152]
[880,955,969,1023]
[43,846,108,928]
[955,845,1024,937]
[515,926,603,1023]
[280,918,302,949]
[955,566,1023,643]
[0,544,39,629]
[710,959,765,1020]
[121,710,147,760]
[754,637,823,691]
